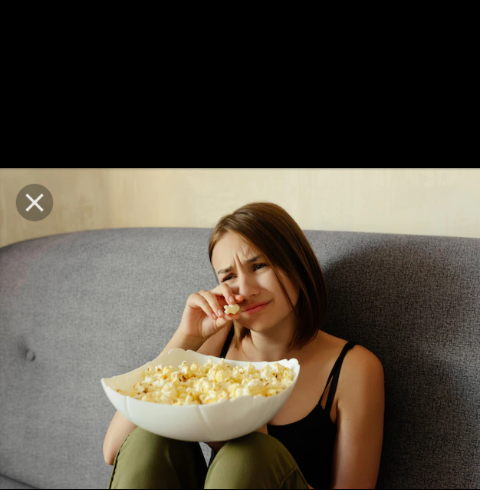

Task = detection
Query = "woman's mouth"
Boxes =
[244,301,271,315]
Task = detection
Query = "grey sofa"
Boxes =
[0,227,479,490]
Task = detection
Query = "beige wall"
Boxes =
[1,168,479,248]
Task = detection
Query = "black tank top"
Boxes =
[207,327,357,490]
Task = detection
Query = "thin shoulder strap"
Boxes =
[320,341,357,415]
[219,325,234,358]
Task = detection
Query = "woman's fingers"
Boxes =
[192,292,219,321]
[193,285,244,327]
[210,284,244,306]
[199,290,225,319]
[197,290,239,322]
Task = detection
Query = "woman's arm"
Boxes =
[103,411,138,465]
[329,347,385,489]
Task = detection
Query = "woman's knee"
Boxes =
[109,428,207,489]
[109,428,171,488]
[114,427,204,469]
[121,427,170,457]
[226,431,291,461]
[205,432,303,489]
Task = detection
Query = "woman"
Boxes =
[103,202,385,489]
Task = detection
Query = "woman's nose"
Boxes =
[233,274,261,297]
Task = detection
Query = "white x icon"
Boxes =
[26,193,44,212]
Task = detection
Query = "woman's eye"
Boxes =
[221,263,268,282]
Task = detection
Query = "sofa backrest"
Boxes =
[0,228,479,489]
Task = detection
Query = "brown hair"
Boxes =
[208,201,328,352]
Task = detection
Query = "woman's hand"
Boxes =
[178,284,244,342]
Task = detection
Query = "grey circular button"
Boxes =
[16,184,54,221]
[26,350,35,361]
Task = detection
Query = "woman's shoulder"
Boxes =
[315,331,383,394]
[321,332,384,407]
[320,331,381,366]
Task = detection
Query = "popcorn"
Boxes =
[116,358,295,406]
[224,304,240,315]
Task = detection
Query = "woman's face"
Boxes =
[211,231,299,333]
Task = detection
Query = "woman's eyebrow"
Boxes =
[217,255,264,275]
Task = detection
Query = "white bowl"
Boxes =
[101,348,300,442]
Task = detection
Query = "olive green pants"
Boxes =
[109,427,310,489]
